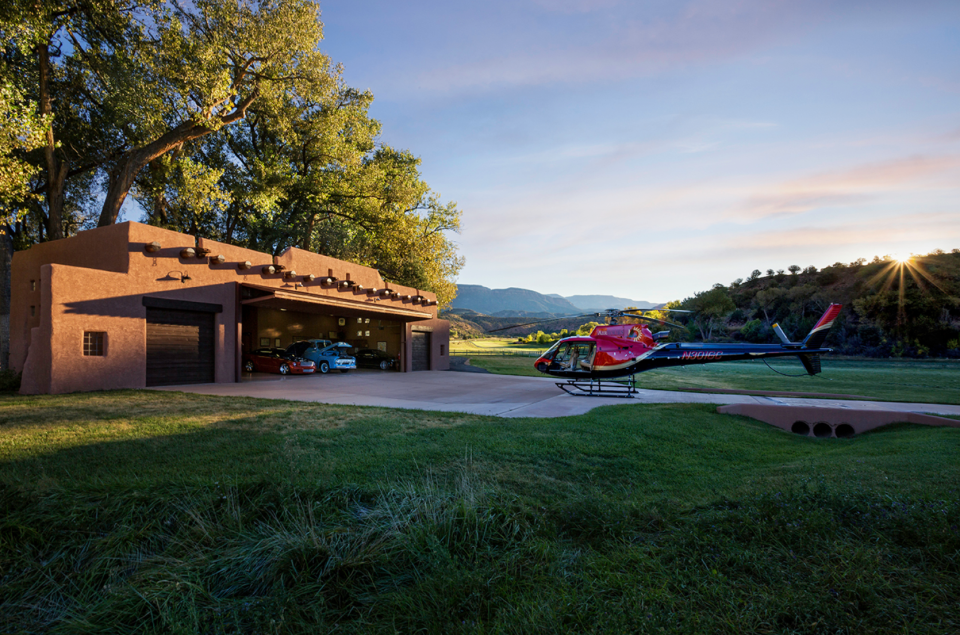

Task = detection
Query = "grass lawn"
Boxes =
[450,338,547,356]
[2,390,959,633]
[467,356,960,405]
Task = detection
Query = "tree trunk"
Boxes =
[38,43,67,241]
[98,89,260,228]
[301,212,317,251]
[99,145,155,227]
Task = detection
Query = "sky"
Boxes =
[318,0,960,303]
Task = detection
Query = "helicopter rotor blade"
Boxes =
[621,312,686,329]
[484,313,596,334]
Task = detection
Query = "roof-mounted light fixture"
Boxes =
[144,241,161,253]
[168,271,191,283]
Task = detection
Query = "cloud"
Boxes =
[414,0,836,94]
[530,0,622,14]
[729,155,960,220]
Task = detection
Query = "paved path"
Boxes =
[152,371,960,419]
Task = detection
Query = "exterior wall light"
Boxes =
[211,254,225,264]
[180,248,196,258]
[238,261,252,270]
[168,271,191,283]
[144,241,161,253]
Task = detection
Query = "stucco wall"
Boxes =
[18,263,238,395]
[402,318,451,372]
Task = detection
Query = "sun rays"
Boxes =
[861,254,947,327]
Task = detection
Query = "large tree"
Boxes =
[137,78,464,306]
[92,0,331,226]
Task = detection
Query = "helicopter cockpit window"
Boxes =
[542,341,563,360]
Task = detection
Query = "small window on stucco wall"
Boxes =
[83,332,105,356]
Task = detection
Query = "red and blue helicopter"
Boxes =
[490,304,843,396]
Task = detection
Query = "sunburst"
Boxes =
[862,254,945,328]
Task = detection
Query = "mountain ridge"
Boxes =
[450,285,657,315]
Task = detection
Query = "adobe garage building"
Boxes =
[11,222,450,394]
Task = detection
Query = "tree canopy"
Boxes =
[0,0,463,326]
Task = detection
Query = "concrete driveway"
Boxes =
[152,370,960,419]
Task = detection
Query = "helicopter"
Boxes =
[488,304,843,396]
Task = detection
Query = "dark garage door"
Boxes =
[146,308,215,386]
[411,332,431,371]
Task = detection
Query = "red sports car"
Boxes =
[242,348,316,374]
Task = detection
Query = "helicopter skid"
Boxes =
[557,377,637,398]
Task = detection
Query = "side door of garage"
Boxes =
[145,300,218,386]
[411,331,431,371]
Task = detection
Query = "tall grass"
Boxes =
[2,392,959,632]
[2,471,957,633]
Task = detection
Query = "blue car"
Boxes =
[287,339,357,374]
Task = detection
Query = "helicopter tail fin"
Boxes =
[798,353,822,375]
[801,303,843,350]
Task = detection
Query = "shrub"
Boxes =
[0,370,21,392]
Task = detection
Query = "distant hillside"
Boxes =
[451,285,580,315]
[674,251,960,357]
[565,295,656,312]
[442,308,592,339]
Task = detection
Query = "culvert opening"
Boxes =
[791,421,810,435]
[813,422,833,438]
[835,423,855,438]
